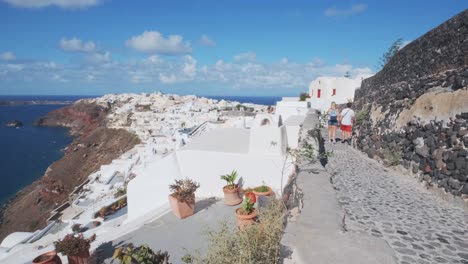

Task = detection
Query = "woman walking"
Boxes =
[327,102,339,143]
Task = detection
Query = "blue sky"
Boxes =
[0,0,466,96]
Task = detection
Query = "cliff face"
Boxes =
[353,10,468,197]
[0,101,140,241]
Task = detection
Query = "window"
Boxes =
[332,89,336,96]
[317,89,321,98]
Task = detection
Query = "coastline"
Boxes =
[0,100,140,241]
[0,94,276,241]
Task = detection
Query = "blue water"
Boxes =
[0,94,278,205]
[0,99,81,205]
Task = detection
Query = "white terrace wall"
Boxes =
[275,100,310,122]
[126,149,295,221]
[126,152,182,222]
[248,126,288,156]
[175,150,295,198]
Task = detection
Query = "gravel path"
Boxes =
[325,140,468,264]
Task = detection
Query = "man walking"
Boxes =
[339,102,355,145]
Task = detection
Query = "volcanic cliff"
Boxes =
[353,9,468,198]
[0,100,140,241]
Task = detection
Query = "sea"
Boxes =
[0,95,281,205]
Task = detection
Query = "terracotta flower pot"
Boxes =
[222,185,243,206]
[253,186,274,208]
[67,251,90,264]
[235,208,257,228]
[169,194,195,219]
[252,186,272,197]
[32,251,62,264]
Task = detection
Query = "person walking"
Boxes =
[339,102,355,145]
[327,102,339,143]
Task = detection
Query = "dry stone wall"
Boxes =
[353,9,468,197]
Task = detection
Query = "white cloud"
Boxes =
[3,0,101,9]
[159,73,177,84]
[280,57,289,64]
[60,38,96,52]
[182,55,197,79]
[0,54,373,93]
[234,51,256,62]
[84,51,111,64]
[126,31,192,55]
[325,4,367,17]
[199,35,216,47]
[145,55,163,64]
[52,73,68,82]
[0,52,16,61]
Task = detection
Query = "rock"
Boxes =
[458,129,468,137]
[458,149,468,157]
[5,120,23,128]
[436,158,445,169]
[448,178,461,190]
[416,146,430,158]
[455,157,466,170]
[413,137,424,148]
[446,162,455,170]
[460,183,468,195]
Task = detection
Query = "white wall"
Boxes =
[126,153,181,222]
[284,125,301,149]
[248,126,287,155]
[275,101,310,122]
[126,148,296,221]
[176,150,295,198]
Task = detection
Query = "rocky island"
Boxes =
[4,120,23,128]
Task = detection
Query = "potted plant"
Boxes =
[110,204,118,213]
[112,243,170,264]
[117,197,127,209]
[99,206,108,219]
[168,179,200,219]
[32,251,62,264]
[253,182,273,197]
[243,188,256,204]
[220,170,242,206]
[54,233,96,264]
[235,197,257,228]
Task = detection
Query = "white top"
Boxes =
[340,108,355,125]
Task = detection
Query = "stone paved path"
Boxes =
[325,140,468,264]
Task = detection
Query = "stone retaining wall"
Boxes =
[353,10,468,198]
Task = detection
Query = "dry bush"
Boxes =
[195,199,285,264]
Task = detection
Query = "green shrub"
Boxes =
[197,199,285,264]
[383,149,402,166]
[355,109,369,125]
[114,187,127,198]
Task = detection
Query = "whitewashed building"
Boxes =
[308,77,364,112]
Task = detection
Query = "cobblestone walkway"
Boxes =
[326,141,468,264]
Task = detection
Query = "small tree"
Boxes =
[344,71,350,78]
[299,93,309,101]
[379,38,403,68]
